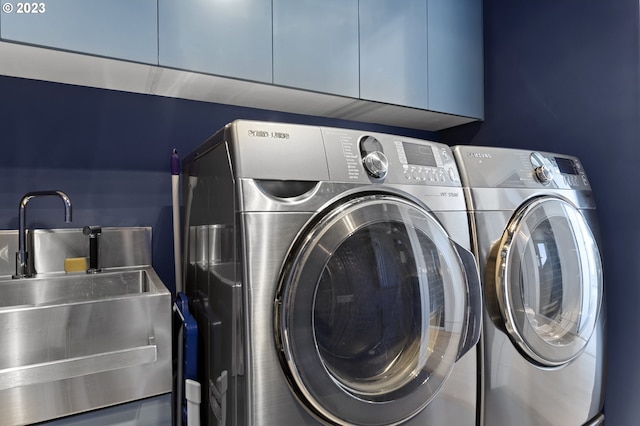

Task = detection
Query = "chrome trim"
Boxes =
[583,413,605,426]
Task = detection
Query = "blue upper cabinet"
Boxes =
[273,0,359,97]
[360,0,483,119]
[428,0,484,119]
[0,0,157,64]
[359,0,429,109]
[0,0,483,128]
[159,0,272,83]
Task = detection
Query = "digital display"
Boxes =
[403,142,437,167]
[555,157,578,175]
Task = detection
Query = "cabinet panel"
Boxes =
[428,0,484,118]
[273,0,359,97]
[359,0,428,109]
[0,0,157,64]
[159,0,272,83]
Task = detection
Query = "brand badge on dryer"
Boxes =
[466,152,492,159]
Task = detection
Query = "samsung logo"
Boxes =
[248,129,291,139]
[467,152,492,159]
[248,130,270,138]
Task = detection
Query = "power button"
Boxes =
[447,167,458,182]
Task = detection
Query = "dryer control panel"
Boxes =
[527,151,590,189]
[453,146,591,190]
[550,154,590,188]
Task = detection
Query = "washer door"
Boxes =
[495,196,603,367]
[276,194,477,426]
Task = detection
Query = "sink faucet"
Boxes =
[13,190,72,279]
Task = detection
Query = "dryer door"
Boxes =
[275,194,480,426]
[495,196,603,367]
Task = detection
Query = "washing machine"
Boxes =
[452,146,606,426]
[181,120,483,426]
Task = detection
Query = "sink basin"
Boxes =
[0,269,151,309]
[0,267,172,426]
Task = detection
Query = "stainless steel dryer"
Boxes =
[182,120,483,426]
[452,146,606,426]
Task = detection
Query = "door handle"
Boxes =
[451,240,483,361]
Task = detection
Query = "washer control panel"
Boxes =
[322,128,460,186]
[393,140,458,184]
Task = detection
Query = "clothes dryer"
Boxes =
[453,146,606,426]
[182,120,483,426]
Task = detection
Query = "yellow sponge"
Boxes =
[64,257,87,273]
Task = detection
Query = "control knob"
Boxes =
[363,151,389,179]
[534,165,553,184]
[530,152,553,185]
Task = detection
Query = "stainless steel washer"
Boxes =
[182,120,483,425]
[453,146,606,426]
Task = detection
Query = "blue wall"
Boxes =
[440,1,640,424]
[0,75,436,291]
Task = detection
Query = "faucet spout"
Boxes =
[14,190,73,279]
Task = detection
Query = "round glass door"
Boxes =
[276,194,469,426]
[495,196,602,367]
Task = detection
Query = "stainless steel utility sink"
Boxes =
[0,266,172,426]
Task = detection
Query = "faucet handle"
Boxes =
[83,226,102,273]
[83,226,102,236]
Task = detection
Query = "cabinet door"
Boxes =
[159,0,272,83]
[359,0,428,109]
[428,0,484,119]
[0,0,157,64]
[273,0,359,97]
